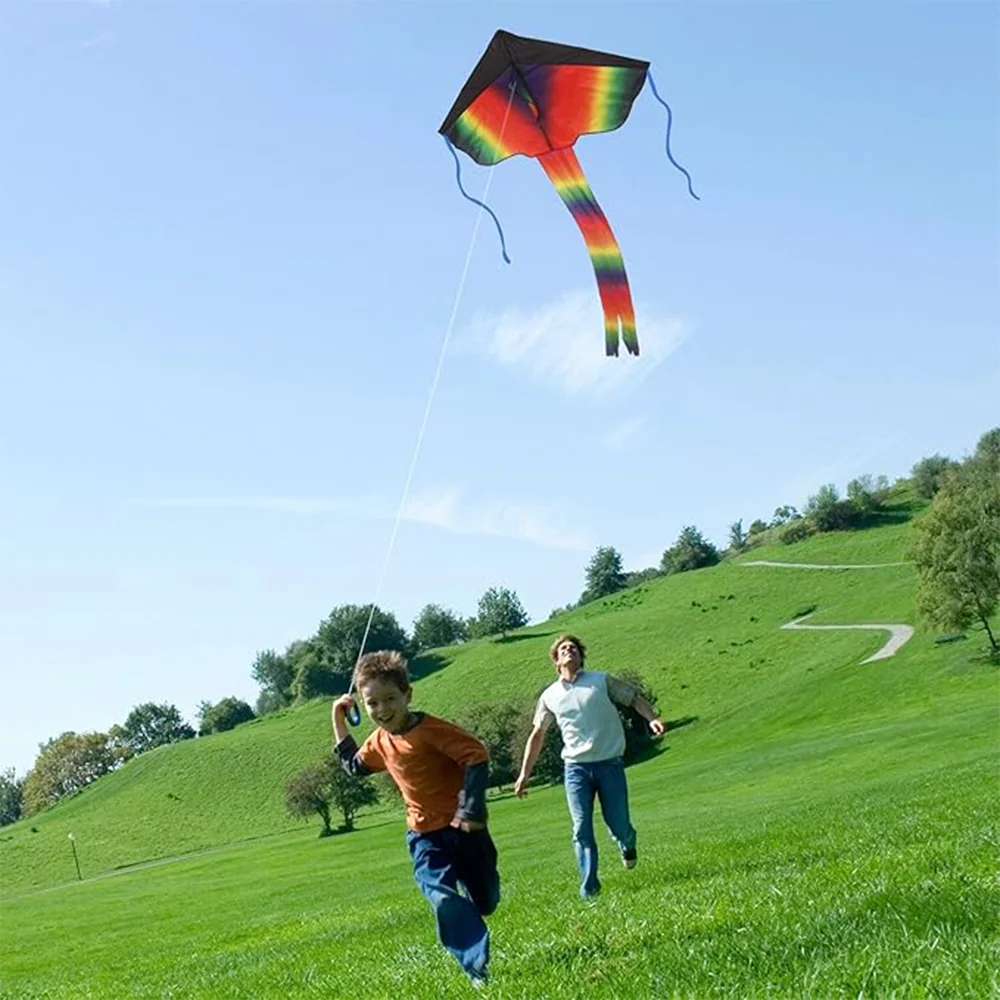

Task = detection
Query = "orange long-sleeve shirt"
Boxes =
[337,712,489,832]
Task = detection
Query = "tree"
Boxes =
[910,441,1000,656]
[472,587,529,638]
[113,702,195,756]
[770,506,799,527]
[316,604,410,691]
[661,526,721,575]
[973,427,1000,469]
[580,546,627,604]
[21,732,126,816]
[547,603,577,620]
[847,474,889,517]
[911,454,958,499]
[197,697,256,736]
[285,757,379,836]
[0,768,24,827]
[290,649,335,702]
[728,519,748,553]
[804,483,858,532]
[453,702,522,789]
[624,567,661,588]
[780,518,814,545]
[412,604,468,650]
[251,649,294,712]
[255,689,287,716]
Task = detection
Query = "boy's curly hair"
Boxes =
[550,633,586,666]
[353,650,411,693]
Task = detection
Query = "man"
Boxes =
[514,633,665,900]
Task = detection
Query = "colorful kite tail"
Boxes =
[537,147,638,357]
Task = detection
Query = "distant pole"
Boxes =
[68,832,82,881]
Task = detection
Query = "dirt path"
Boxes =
[742,560,910,569]
[780,613,915,663]
[741,559,915,662]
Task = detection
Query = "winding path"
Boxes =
[780,614,914,663]
[742,560,909,570]
[741,559,915,662]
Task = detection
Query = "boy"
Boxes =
[513,634,664,900]
[332,650,500,988]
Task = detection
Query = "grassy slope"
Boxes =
[1,497,998,996]
[0,496,985,896]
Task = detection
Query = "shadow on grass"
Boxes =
[623,717,699,767]
[865,507,913,527]
[668,715,699,732]
[408,651,450,683]
[493,631,557,645]
[319,821,369,839]
[486,788,521,804]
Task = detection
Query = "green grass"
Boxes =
[1,500,997,997]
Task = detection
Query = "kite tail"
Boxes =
[645,71,700,201]
[537,146,638,357]
[444,135,511,264]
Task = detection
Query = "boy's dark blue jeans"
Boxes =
[406,825,501,981]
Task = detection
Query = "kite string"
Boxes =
[346,82,518,714]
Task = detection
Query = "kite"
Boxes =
[439,29,699,358]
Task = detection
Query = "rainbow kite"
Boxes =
[439,29,698,357]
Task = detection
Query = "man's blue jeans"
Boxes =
[564,756,636,898]
[406,826,500,980]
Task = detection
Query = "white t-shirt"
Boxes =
[533,670,637,763]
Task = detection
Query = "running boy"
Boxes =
[513,634,664,900]
[332,650,500,988]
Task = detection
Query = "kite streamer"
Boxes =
[537,146,637,356]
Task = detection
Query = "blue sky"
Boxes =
[1,1,997,776]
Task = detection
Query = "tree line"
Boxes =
[2,429,996,829]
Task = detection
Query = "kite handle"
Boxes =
[443,136,512,263]
[346,699,361,727]
[645,72,700,201]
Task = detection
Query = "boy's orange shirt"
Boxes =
[357,714,489,832]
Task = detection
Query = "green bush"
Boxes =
[780,519,815,545]
[452,701,523,789]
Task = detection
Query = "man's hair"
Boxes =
[353,650,411,693]
[550,633,586,666]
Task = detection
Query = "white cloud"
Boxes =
[132,487,592,553]
[600,416,648,453]
[403,487,592,551]
[465,289,691,398]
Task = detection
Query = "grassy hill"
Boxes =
[1,495,996,997]
[0,494,987,897]
[0,498,926,896]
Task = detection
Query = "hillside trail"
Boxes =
[741,559,915,662]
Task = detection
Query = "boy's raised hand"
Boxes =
[331,694,357,742]
[332,694,355,718]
